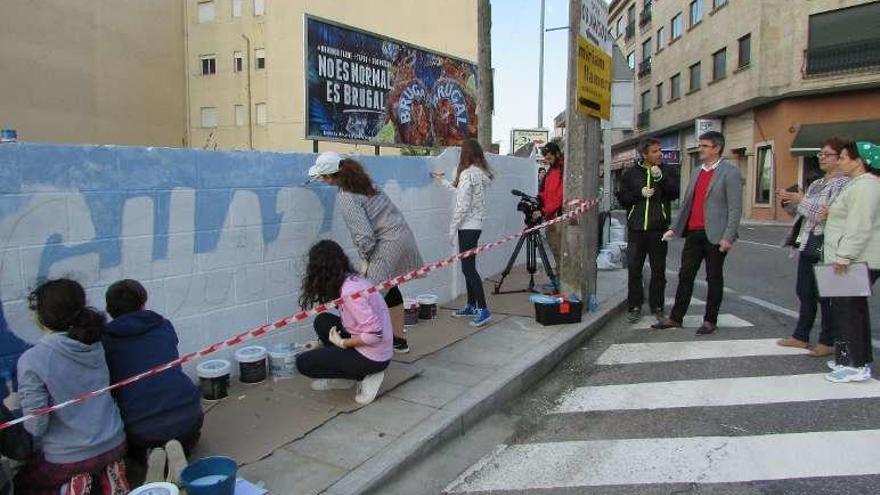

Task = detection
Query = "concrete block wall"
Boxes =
[0,143,536,373]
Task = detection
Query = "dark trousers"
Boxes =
[792,250,833,346]
[626,230,668,311]
[295,313,388,381]
[127,424,202,465]
[670,230,727,325]
[459,229,487,308]
[831,269,880,367]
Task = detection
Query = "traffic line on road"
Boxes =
[552,373,880,414]
[444,430,880,492]
[596,338,808,365]
[738,239,783,249]
[739,295,799,319]
[665,296,704,306]
[664,269,737,294]
[630,313,752,329]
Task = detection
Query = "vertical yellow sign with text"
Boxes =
[576,35,611,120]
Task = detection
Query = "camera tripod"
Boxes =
[493,224,559,295]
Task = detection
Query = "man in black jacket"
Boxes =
[616,137,680,323]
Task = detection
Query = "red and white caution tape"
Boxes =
[0,198,598,431]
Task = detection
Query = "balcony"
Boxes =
[638,57,652,78]
[805,38,880,76]
[639,9,652,27]
[625,22,636,42]
[637,110,650,129]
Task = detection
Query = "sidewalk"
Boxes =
[236,269,627,495]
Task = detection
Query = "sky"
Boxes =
[491,0,573,154]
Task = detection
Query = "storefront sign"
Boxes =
[305,16,478,147]
[661,148,681,164]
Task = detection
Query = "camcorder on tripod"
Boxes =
[493,189,560,294]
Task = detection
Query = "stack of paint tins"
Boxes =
[417,294,438,320]
[403,298,419,327]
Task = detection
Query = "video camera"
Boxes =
[512,189,542,226]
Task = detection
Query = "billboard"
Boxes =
[305,16,479,148]
[510,128,550,154]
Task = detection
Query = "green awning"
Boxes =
[790,119,880,156]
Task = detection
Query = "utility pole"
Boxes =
[561,0,600,305]
[538,0,545,128]
[242,35,254,150]
[477,0,493,150]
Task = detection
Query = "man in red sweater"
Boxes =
[653,131,743,334]
[536,142,565,266]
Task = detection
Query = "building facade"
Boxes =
[0,0,188,147]
[609,0,880,220]
[185,0,478,153]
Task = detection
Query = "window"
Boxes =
[234,105,245,127]
[642,38,652,60]
[670,73,681,100]
[755,146,774,204]
[640,90,651,111]
[689,62,701,91]
[200,107,217,128]
[656,26,666,51]
[255,103,267,126]
[713,0,728,8]
[806,2,880,75]
[712,48,726,81]
[255,48,265,69]
[738,34,751,68]
[627,51,635,70]
[197,0,215,23]
[232,0,242,17]
[627,4,636,24]
[200,55,216,75]
[671,13,683,40]
[690,1,703,26]
[655,83,663,107]
[234,51,244,72]
[253,0,265,16]
[616,17,625,39]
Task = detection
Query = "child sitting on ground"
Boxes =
[15,278,129,494]
[102,279,202,479]
[296,240,392,405]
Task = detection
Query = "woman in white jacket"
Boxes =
[433,139,494,327]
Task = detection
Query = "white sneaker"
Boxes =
[827,360,844,371]
[145,447,167,483]
[355,371,386,405]
[164,439,188,485]
[311,379,356,391]
[825,366,872,383]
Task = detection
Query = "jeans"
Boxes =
[626,230,668,312]
[792,250,833,346]
[670,230,727,325]
[458,230,487,308]
[546,222,563,266]
[831,269,880,367]
[295,313,389,381]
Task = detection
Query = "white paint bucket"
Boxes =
[268,343,300,379]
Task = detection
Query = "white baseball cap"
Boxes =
[308,152,346,180]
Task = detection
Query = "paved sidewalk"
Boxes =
[238,269,627,494]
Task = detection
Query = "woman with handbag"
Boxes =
[776,137,849,357]
[822,139,880,383]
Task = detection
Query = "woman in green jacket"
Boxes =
[823,140,880,383]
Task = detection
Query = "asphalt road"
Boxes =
[377,225,880,495]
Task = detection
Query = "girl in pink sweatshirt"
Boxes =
[295,240,393,404]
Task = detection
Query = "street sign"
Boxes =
[576,36,612,120]
[579,0,612,54]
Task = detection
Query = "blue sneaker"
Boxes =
[470,308,492,327]
[453,304,477,318]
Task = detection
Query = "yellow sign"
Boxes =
[576,35,612,120]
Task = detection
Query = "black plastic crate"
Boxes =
[534,300,584,326]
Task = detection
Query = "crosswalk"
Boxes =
[444,311,880,494]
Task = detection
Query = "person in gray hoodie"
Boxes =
[15,279,129,495]
[433,138,494,327]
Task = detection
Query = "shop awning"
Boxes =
[790,119,880,156]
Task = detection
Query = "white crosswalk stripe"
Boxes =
[595,338,807,365]
[630,313,753,329]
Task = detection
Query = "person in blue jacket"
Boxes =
[1,300,34,495]
[102,280,203,462]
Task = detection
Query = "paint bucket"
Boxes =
[180,456,237,495]
[403,298,419,326]
[196,359,231,401]
[417,294,438,320]
[0,129,17,143]
[268,343,300,379]
[129,482,180,495]
[234,346,267,384]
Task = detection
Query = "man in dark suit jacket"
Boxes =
[653,131,743,334]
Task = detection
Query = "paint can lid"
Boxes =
[196,359,231,379]
[234,345,267,363]
[128,482,180,495]
[416,294,438,304]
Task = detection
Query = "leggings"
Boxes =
[458,230,487,308]
[295,313,389,381]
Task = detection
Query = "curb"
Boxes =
[323,287,628,495]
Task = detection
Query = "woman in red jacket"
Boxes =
[536,142,564,265]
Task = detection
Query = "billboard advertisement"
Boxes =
[305,16,479,148]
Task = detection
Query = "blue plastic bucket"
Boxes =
[180,456,237,495]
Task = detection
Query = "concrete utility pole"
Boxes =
[561,0,600,304]
[477,0,493,150]
[538,0,545,128]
